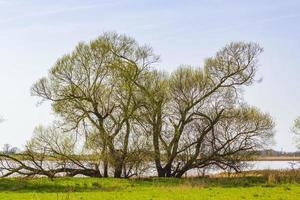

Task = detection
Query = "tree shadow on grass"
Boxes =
[129,176,268,188]
[0,178,123,193]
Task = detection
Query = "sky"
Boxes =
[0,0,299,151]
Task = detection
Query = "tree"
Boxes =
[133,42,274,177]
[292,117,300,149]
[1,144,19,154]
[0,124,105,178]
[2,144,10,154]
[28,33,274,178]
[31,32,158,178]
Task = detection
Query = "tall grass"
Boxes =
[0,169,300,193]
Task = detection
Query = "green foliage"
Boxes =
[26,32,275,178]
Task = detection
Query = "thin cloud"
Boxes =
[198,13,300,36]
[258,13,300,24]
[0,1,121,24]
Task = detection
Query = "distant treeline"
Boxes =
[255,149,300,157]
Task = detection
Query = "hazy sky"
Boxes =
[0,0,299,151]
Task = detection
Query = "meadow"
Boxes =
[1,170,300,200]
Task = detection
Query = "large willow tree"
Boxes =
[30,32,158,178]
[135,43,274,177]
[0,32,274,178]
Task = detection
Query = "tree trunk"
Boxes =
[157,167,165,177]
[153,111,164,177]
[174,169,187,178]
[103,160,108,177]
[113,163,123,178]
[157,165,173,177]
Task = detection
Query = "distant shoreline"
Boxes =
[254,156,300,161]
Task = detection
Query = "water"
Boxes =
[250,160,297,170]
[184,161,298,176]
[1,160,298,177]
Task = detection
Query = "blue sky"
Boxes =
[0,0,299,151]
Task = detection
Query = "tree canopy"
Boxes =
[0,32,274,178]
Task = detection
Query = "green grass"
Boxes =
[0,174,300,200]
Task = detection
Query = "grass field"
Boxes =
[1,170,300,200]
